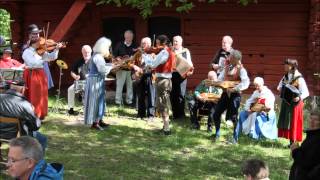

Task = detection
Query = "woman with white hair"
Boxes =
[84,37,113,130]
[231,77,278,144]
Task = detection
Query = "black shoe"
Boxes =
[191,124,200,130]
[99,120,109,128]
[163,130,171,136]
[207,126,212,133]
[68,108,79,115]
[91,123,104,131]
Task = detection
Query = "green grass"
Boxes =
[1,96,293,180]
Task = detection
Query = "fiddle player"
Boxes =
[113,30,137,106]
[23,24,55,89]
[212,50,250,142]
[211,35,234,76]
[67,45,92,115]
[130,37,155,120]
[277,58,309,147]
[143,35,175,135]
[22,33,63,120]
[231,77,277,144]
[170,35,194,119]
[188,71,222,130]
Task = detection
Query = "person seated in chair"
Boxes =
[0,48,25,69]
[0,82,47,151]
[231,77,277,144]
[6,136,64,180]
[289,110,320,180]
[67,45,92,115]
[188,71,223,130]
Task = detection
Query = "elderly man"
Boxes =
[113,30,137,106]
[211,35,234,76]
[67,45,92,115]
[171,35,194,119]
[212,50,250,141]
[6,136,63,179]
[0,48,24,68]
[231,77,277,144]
[0,83,47,151]
[188,71,222,130]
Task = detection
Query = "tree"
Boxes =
[0,9,11,46]
[96,0,257,19]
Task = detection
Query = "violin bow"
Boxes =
[152,34,156,47]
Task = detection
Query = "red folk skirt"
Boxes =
[23,68,48,119]
[278,100,304,142]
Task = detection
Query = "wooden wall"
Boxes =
[0,0,315,95]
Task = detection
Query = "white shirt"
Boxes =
[93,54,112,75]
[277,70,309,100]
[244,86,275,111]
[218,66,250,92]
[22,47,59,68]
[143,49,172,78]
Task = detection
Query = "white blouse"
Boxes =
[22,47,59,68]
[244,86,275,111]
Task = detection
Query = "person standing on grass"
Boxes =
[143,35,175,135]
[84,37,113,130]
[277,58,309,147]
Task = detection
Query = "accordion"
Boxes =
[280,83,301,105]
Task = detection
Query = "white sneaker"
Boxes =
[226,120,234,128]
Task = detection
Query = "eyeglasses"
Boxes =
[7,157,29,165]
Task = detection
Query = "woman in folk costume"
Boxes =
[84,37,113,130]
[22,37,62,119]
[277,58,309,146]
[232,77,277,144]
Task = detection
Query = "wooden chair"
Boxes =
[0,116,22,164]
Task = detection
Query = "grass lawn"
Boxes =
[1,96,293,180]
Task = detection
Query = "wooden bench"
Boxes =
[0,116,22,164]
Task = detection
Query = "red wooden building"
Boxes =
[0,0,319,95]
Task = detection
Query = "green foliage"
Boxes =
[0,9,11,41]
[96,0,257,18]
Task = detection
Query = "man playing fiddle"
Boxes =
[212,50,250,142]
[130,37,155,119]
[143,35,175,135]
[22,32,63,120]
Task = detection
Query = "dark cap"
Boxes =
[3,47,12,54]
[28,24,42,34]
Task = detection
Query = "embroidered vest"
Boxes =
[155,47,175,73]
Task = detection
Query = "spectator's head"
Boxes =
[173,35,183,50]
[229,49,242,65]
[308,110,320,130]
[2,47,13,60]
[81,45,92,61]
[124,30,134,44]
[93,37,112,58]
[253,77,264,92]
[222,35,233,52]
[156,35,170,47]
[241,159,269,180]
[284,58,298,73]
[141,37,152,49]
[208,71,218,81]
[7,136,43,179]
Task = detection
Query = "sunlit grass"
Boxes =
[0,96,293,180]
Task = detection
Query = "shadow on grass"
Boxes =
[38,116,292,180]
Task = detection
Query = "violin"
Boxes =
[36,37,67,55]
[143,46,165,54]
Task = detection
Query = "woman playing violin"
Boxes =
[22,33,63,120]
